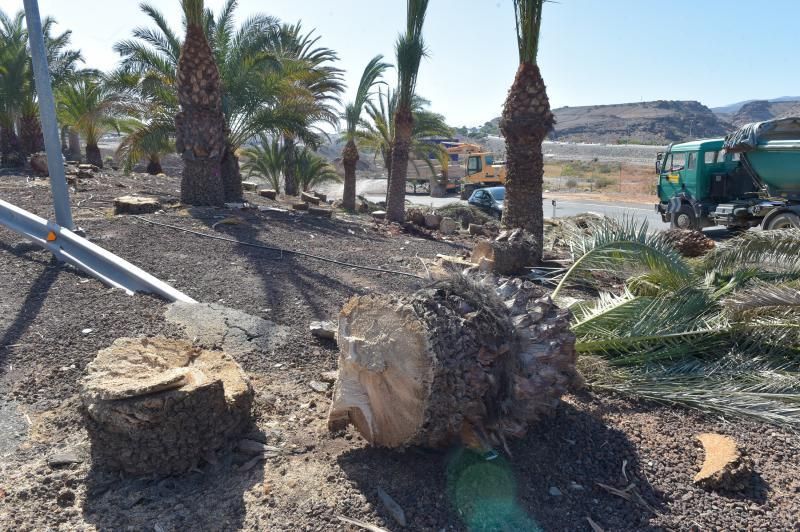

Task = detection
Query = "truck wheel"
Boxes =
[670,205,697,230]
[765,212,800,230]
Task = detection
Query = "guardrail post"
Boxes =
[23,0,75,230]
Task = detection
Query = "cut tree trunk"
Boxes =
[300,191,321,205]
[146,156,163,175]
[385,109,413,223]
[85,143,103,168]
[114,195,161,215]
[499,62,554,263]
[328,277,580,449]
[342,139,359,212]
[491,228,540,275]
[80,337,253,475]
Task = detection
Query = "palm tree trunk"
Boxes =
[19,115,44,157]
[146,155,163,175]
[86,143,103,168]
[499,63,554,262]
[175,22,226,206]
[68,128,82,161]
[1,125,24,167]
[342,139,359,211]
[220,142,242,202]
[386,108,413,222]
[283,137,297,196]
[61,125,69,154]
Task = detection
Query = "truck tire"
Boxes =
[670,205,697,230]
[765,211,800,230]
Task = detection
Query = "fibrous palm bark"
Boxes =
[19,115,44,157]
[342,139,359,211]
[283,137,298,196]
[500,63,553,262]
[86,142,103,168]
[386,107,413,222]
[175,5,226,206]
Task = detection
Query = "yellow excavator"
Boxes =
[459,151,507,199]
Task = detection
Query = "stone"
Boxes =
[549,486,562,497]
[319,371,338,383]
[424,213,442,229]
[694,433,752,491]
[113,195,161,215]
[439,217,458,235]
[309,380,330,393]
[468,223,486,236]
[310,320,337,340]
[47,451,82,468]
[258,189,277,200]
[80,337,253,475]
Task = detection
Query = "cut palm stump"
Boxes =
[300,191,321,205]
[491,228,539,275]
[259,189,277,200]
[113,195,161,215]
[80,337,253,475]
[328,278,581,449]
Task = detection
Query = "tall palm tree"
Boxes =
[359,88,451,180]
[0,10,28,166]
[56,76,124,167]
[500,0,554,261]
[385,0,429,223]
[174,0,227,205]
[341,55,390,211]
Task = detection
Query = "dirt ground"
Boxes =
[1,168,799,531]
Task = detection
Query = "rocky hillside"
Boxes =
[550,100,730,144]
[730,99,800,127]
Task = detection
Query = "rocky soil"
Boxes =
[1,168,799,530]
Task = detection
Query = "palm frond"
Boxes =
[512,0,546,64]
[704,229,800,275]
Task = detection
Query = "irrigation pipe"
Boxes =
[131,216,424,280]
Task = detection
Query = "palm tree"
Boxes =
[385,0,429,223]
[292,147,341,192]
[500,1,554,261]
[56,76,123,167]
[431,145,451,197]
[341,55,390,211]
[241,135,285,191]
[174,0,227,205]
[359,88,451,181]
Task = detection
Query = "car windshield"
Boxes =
[489,188,505,201]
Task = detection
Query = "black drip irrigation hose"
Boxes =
[131,215,425,279]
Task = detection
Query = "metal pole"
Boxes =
[23,0,75,230]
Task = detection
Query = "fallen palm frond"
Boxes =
[566,220,800,428]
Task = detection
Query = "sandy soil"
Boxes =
[0,168,798,531]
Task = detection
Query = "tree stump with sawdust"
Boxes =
[491,228,539,275]
[80,337,253,475]
[327,277,580,450]
[113,195,161,215]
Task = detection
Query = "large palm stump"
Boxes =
[328,278,581,450]
[81,337,253,475]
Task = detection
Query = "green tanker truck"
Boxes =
[656,117,800,230]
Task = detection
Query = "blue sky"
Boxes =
[4,0,799,126]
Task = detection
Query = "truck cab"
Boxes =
[656,139,758,230]
[460,153,507,199]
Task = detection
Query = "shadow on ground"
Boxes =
[337,402,664,531]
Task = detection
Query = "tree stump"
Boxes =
[292,202,309,211]
[491,228,539,275]
[113,195,161,215]
[29,152,48,176]
[328,278,580,450]
[308,205,333,218]
[300,191,321,205]
[80,337,253,475]
[259,189,277,200]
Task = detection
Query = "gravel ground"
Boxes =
[1,168,799,531]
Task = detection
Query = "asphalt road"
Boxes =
[364,193,666,228]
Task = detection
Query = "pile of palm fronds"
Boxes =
[553,217,800,428]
